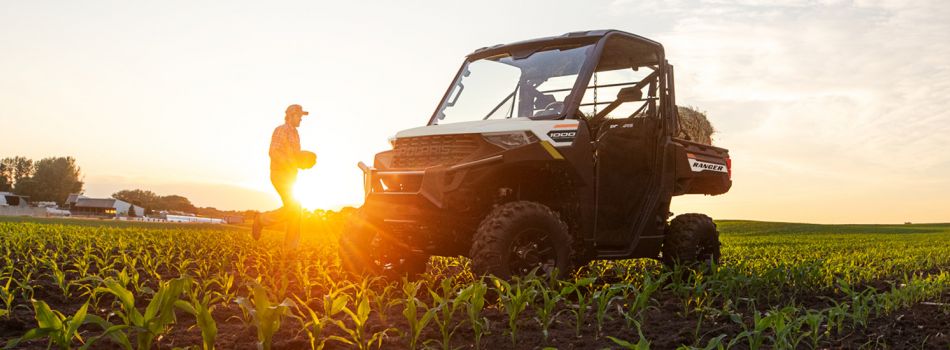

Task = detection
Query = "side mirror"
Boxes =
[616,86,642,103]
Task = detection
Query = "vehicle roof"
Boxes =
[466,29,663,61]
[74,198,121,208]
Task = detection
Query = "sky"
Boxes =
[1,0,948,224]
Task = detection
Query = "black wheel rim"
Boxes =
[508,228,557,276]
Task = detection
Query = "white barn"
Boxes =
[66,194,144,217]
[0,192,29,207]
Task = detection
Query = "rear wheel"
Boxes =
[661,213,721,266]
[339,211,428,279]
[469,201,573,279]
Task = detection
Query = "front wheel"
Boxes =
[661,213,721,267]
[469,201,574,279]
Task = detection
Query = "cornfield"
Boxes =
[1,216,948,349]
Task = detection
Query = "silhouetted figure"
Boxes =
[252,104,316,248]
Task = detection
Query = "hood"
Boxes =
[395,118,581,146]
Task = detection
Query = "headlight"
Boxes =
[483,131,539,149]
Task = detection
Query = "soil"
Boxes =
[4,276,948,349]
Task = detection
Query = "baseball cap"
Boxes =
[286,104,310,116]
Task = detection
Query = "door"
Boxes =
[593,115,661,247]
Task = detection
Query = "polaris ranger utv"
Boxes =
[341,30,732,278]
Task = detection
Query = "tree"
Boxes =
[0,157,35,192]
[111,189,198,214]
[0,161,10,192]
[15,157,83,205]
[112,189,160,212]
[157,195,197,213]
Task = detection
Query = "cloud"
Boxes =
[617,0,950,222]
[650,1,950,168]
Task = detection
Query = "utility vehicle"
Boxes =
[341,30,732,278]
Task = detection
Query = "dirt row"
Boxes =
[4,275,948,349]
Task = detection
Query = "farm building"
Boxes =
[162,214,225,224]
[65,194,144,217]
[0,192,29,207]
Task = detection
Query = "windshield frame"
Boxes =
[428,32,666,126]
[428,36,602,125]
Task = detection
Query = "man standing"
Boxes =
[252,104,315,248]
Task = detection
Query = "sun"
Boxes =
[291,162,365,210]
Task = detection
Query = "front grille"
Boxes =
[392,134,481,168]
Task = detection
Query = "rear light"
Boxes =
[725,157,732,180]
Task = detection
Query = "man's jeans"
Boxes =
[260,170,301,248]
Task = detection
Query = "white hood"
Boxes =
[395,118,581,146]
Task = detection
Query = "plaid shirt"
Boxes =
[269,123,300,172]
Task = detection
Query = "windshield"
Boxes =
[433,44,595,124]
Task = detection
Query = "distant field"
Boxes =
[1,217,948,349]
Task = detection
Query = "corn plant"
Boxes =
[530,276,573,343]
[838,281,875,329]
[426,277,464,350]
[293,288,348,350]
[4,300,128,350]
[728,309,770,350]
[210,272,235,304]
[668,269,713,316]
[114,267,141,294]
[176,294,218,350]
[566,277,596,337]
[677,334,727,350]
[17,277,36,302]
[369,282,400,325]
[607,320,651,350]
[96,276,190,350]
[294,261,318,301]
[401,280,435,350]
[761,306,805,349]
[329,290,396,350]
[69,255,93,280]
[492,276,537,345]
[622,272,667,328]
[116,258,145,294]
[47,259,71,298]
[457,280,489,349]
[234,283,296,350]
[823,301,849,336]
[800,309,825,349]
[0,276,14,319]
[592,284,623,336]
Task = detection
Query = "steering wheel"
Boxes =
[533,101,564,119]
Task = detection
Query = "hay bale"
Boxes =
[676,106,715,145]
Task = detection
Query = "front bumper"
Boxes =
[356,156,505,254]
[353,141,575,255]
[358,154,504,209]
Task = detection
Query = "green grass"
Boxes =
[718,220,950,235]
